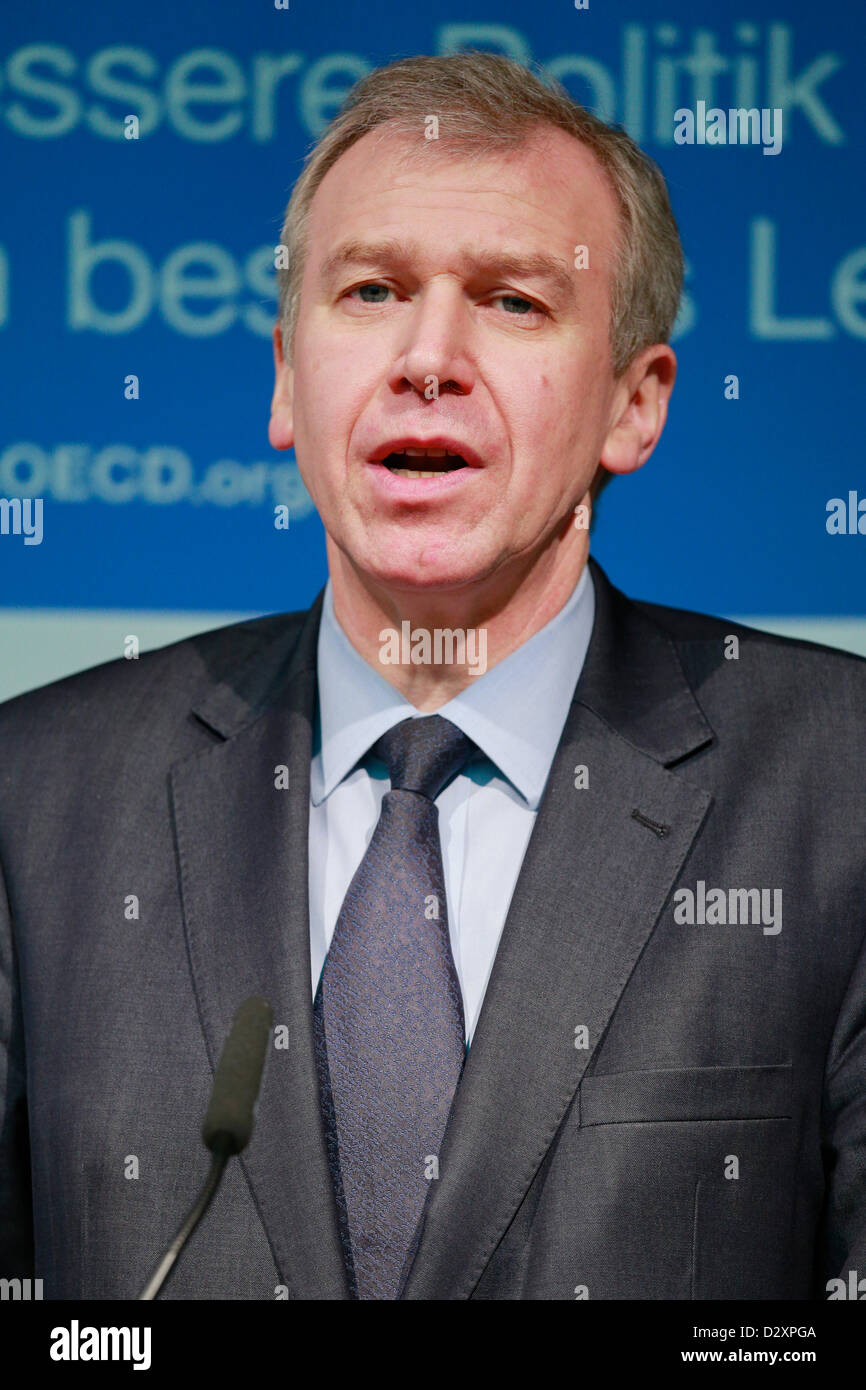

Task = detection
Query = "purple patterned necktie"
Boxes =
[313,714,476,1299]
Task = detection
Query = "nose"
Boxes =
[391,278,474,398]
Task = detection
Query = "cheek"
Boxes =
[531,357,607,439]
[298,326,383,429]
[509,372,583,455]
[292,364,354,458]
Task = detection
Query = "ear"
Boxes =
[597,343,677,481]
[268,322,294,451]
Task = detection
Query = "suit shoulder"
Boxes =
[0,608,308,740]
[631,592,866,712]
[635,593,866,664]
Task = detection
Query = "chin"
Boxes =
[362,553,487,595]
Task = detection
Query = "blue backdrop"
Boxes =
[1,0,864,694]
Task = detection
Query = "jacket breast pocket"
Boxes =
[536,1063,798,1299]
[578,1062,793,1126]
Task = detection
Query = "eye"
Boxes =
[489,293,545,317]
[346,282,394,304]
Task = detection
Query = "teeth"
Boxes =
[379,445,468,478]
[399,447,462,457]
[391,468,447,478]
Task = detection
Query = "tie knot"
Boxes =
[371,714,476,802]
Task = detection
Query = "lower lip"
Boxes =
[366,462,481,497]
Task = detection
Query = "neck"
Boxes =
[326,518,590,712]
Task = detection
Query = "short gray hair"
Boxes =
[276,52,683,500]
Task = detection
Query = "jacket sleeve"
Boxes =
[819,922,866,1294]
[0,840,34,1276]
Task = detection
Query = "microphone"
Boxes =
[138,996,273,1300]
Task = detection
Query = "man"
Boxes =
[1,53,864,1301]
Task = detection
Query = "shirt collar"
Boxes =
[311,564,595,811]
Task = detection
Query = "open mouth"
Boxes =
[381,449,468,478]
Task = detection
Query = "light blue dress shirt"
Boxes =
[309,564,596,1045]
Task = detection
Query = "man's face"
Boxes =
[270,124,626,598]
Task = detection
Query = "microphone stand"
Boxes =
[138,1133,234,1301]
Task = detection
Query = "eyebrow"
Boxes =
[318,236,579,306]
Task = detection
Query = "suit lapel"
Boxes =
[401,559,715,1298]
[170,588,351,1299]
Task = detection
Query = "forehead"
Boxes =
[304,123,621,282]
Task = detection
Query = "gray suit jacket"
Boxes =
[1,556,864,1299]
